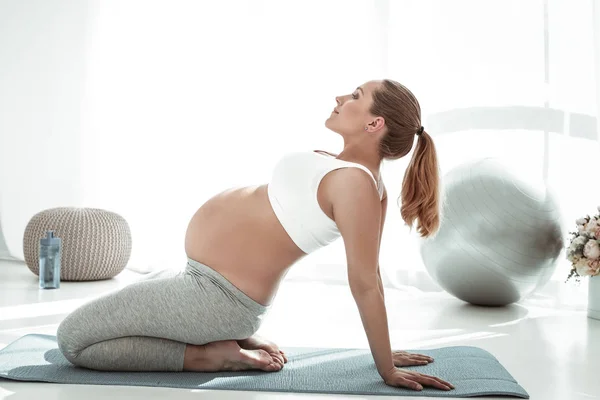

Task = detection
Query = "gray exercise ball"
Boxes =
[419,158,564,306]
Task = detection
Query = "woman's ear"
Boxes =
[366,116,385,133]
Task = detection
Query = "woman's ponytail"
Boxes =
[372,79,441,237]
[399,130,441,238]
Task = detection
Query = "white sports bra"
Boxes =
[267,150,383,254]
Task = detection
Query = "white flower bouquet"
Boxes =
[566,206,600,282]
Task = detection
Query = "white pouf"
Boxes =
[419,158,565,306]
[23,207,132,281]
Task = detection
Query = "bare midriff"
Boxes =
[184,184,310,307]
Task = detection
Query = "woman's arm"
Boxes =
[377,188,388,300]
[327,168,394,378]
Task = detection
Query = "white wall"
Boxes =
[0,0,89,259]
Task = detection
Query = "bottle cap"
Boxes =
[40,230,61,246]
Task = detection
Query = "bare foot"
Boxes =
[238,335,287,364]
[184,340,283,372]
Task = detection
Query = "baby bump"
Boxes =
[184,185,305,306]
[185,185,297,260]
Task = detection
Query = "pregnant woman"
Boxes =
[57,79,453,392]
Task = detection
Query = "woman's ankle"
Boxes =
[183,344,212,371]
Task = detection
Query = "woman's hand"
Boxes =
[381,367,455,391]
[392,350,434,367]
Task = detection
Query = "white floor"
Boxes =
[0,258,598,400]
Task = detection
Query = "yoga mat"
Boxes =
[0,334,528,398]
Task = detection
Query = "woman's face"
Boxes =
[325,80,382,136]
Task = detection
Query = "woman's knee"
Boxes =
[56,314,83,364]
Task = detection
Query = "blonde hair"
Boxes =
[372,79,441,238]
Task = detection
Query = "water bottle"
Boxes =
[39,230,61,289]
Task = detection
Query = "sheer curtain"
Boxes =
[79,0,599,296]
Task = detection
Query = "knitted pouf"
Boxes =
[23,207,132,281]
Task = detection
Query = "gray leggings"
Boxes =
[56,258,269,372]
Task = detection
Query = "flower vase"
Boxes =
[589,276,600,320]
